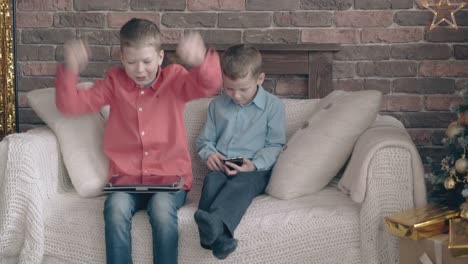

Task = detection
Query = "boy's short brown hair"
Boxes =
[221,44,262,80]
[120,18,161,50]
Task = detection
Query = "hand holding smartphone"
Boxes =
[223,157,244,169]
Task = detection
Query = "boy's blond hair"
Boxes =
[221,44,262,80]
[120,18,161,50]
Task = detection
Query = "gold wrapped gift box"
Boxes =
[448,218,468,258]
[385,205,459,240]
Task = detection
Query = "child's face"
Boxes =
[223,72,265,106]
[121,45,164,87]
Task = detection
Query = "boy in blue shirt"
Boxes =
[195,44,286,259]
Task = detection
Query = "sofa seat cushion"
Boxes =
[42,184,360,264]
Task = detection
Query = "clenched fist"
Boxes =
[64,39,90,74]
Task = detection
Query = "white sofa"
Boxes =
[0,92,426,264]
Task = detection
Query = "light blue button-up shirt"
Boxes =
[196,86,286,171]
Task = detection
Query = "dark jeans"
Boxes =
[103,190,187,264]
[198,170,271,235]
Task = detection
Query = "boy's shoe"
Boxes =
[200,242,212,250]
[194,210,223,246]
[212,235,238,260]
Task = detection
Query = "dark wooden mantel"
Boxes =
[162,43,340,99]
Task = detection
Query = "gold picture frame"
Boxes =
[0,0,16,139]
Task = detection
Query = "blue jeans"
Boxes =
[103,191,187,264]
[198,170,271,235]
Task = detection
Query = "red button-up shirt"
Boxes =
[55,49,222,190]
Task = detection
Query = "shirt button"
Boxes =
[138,107,143,112]
[144,151,149,156]
[140,91,145,95]
[141,131,145,136]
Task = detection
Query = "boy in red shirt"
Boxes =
[55,18,222,264]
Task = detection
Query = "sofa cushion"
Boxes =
[266,90,383,200]
[27,84,109,198]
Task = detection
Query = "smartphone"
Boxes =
[223,157,244,167]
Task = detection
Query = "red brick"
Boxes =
[274,12,332,27]
[77,29,120,45]
[56,45,110,61]
[426,28,468,43]
[111,47,120,61]
[333,62,356,78]
[162,13,217,28]
[420,61,468,77]
[21,62,58,76]
[302,29,359,44]
[16,12,53,28]
[246,0,300,10]
[425,95,464,111]
[456,79,468,91]
[333,79,363,91]
[244,29,300,43]
[362,28,424,43]
[357,61,417,77]
[74,0,128,11]
[355,0,412,9]
[334,45,390,61]
[188,0,245,11]
[300,0,352,10]
[382,95,423,111]
[335,11,393,28]
[454,45,468,60]
[363,79,391,94]
[407,128,433,145]
[54,12,105,28]
[394,11,433,26]
[107,13,160,29]
[390,44,451,60]
[161,30,183,44]
[17,45,55,61]
[131,0,186,11]
[219,13,272,28]
[275,76,307,96]
[17,92,29,108]
[17,0,73,11]
[17,77,55,91]
[21,29,76,44]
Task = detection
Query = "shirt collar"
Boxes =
[226,85,267,110]
[149,66,162,91]
[250,85,267,110]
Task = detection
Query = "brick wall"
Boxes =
[15,0,468,163]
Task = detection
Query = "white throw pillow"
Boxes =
[266,90,383,200]
[27,83,109,198]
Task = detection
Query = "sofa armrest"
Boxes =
[338,115,427,264]
[0,127,69,263]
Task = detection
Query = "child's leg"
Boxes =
[198,171,228,211]
[103,192,147,264]
[147,190,187,264]
[209,170,271,235]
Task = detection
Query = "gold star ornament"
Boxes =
[423,0,465,30]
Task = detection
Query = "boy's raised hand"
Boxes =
[64,39,90,74]
[176,32,206,67]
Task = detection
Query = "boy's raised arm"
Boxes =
[176,32,222,101]
[55,39,112,115]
